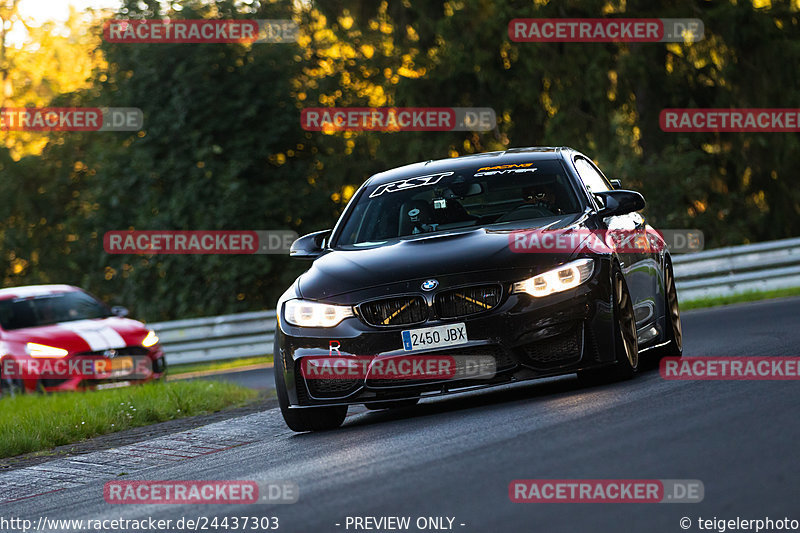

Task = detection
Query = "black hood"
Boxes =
[298,214,591,300]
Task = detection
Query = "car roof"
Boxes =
[0,284,81,301]
[365,146,575,186]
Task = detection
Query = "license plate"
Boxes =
[95,357,133,377]
[96,381,131,390]
[402,323,468,352]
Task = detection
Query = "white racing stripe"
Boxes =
[57,319,127,351]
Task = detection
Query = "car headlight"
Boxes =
[26,342,69,358]
[141,330,159,348]
[284,299,354,328]
[512,258,595,298]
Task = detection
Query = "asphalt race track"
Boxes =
[4,297,800,533]
[192,366,275,391]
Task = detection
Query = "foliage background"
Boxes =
[1,0,798,320]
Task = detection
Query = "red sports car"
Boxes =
[0,284,165,396]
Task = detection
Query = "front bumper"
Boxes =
[277,261,617,407]
[2,349,167,393]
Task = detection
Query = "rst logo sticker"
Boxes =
[474,163,537,177]
[369,172,454,198]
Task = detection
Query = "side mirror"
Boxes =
[594,190,645,217]
[111,306,129,318]
[290,229,331,260]
[609,179,622,189]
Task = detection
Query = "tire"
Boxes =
[364,398,420,410]
[274,348,347,432]
[578,266,639,385]
[653,260,683,359]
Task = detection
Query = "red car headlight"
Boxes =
[25,342,69,358]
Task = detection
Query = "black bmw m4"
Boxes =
[274,147,683,431]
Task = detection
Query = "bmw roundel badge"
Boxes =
[421,279,439,291]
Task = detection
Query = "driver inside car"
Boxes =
[521,183,563,215]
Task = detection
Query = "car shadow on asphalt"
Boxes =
[299,354,666,433]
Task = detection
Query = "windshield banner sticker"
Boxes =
[474,163,537,177]
[369,172,454,198]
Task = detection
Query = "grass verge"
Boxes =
[168,355,273,376]
[0,380,258,459]
[680,286,800,311]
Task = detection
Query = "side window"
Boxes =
[574,158,611,194]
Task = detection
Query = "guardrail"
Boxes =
[673,236,800,301]
[152,237,800,365]
[150,310,276,365]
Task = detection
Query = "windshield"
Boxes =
[0,291,110,330]
[336,159,581,246]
